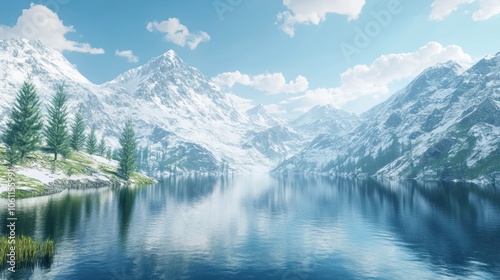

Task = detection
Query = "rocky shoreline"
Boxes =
[43,177,118,196]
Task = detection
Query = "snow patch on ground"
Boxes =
[16,168,66,184]
[88,154,118,167]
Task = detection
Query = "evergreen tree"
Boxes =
[97,135,106,156]
[106,147,112,160]
[44,84,70,161]
[142,146,149,171]
[112,148,120,161]
[136,147,142,170]
[118,119,137,180]
[86,126,97,155]
[2,79,44,162]
[4,145,21,167]
[70,106,86,151]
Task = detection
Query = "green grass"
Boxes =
[130,172,156,186]
[0,147,155,198]
[0,236,55,267]
[24,150,88,176]
[0,161,46,198]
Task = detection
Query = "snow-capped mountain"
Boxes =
[0,38,113,131]
[276,56,500,182]
[290,104,360,140]
[102,49,258,172]
[246,104,283,128]
[4,38,496,181]
[0,39,309,174]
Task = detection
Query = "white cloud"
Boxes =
[429,0,474,20]
[212,71,309,94]
[472,0,500,20]
[115,50,139,63]
[277,0,366,37]
[146,18,210,50]
[0,4,104,54]
[277,42,473,113]
[429,0,500,21]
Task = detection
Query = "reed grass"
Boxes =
[0,236,54,267]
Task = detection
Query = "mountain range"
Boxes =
[0,38,499,182]
[275,57,500,183]
[0,39,354,175]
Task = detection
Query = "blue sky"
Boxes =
[1,0,499,116]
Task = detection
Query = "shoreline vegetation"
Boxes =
[0,78,154,199]
[0,236,54,268]
[0,145,155,198]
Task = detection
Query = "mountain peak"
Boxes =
[322,104,341,111]
[247,104,266,114]
[246,104,283,128]
[1,38,47,52]
[407,60,465,90]
[437,60,463,69]
[465,52,500,76]
[141,49,186,71]
[0,38,90,85]
[163,49,178,59]
[291,104,358,127]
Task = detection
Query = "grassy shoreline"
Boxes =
[0,146,155,198]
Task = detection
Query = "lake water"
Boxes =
[1,175,500,279]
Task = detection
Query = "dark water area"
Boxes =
[1,175,500,279]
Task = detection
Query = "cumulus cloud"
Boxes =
[277,0,366,37]
[429,0,500,21]
[212,71,309,94]
[0,4,104,54]
[472,0,500,20]
[115,50,139,63]
[276,42,473,113]
[146,18,210,50]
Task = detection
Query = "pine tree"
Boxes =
[5,145,21,167]
[136,147,142,170]
[2,79,43,162]
[44,84,70,161]
[118,119,137,180]
[86,126,97,155]
[70,106,86,151]
[97,135,106,156]
[106,147,112,160]
[112,148,120,161]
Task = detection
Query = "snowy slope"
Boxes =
[276,57,500,182]
[0,39,308,174]
[290,104,361,140]
[0,39,118,142]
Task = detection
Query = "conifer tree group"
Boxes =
[2,78,139,181]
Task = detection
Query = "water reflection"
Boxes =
[0,175,499,279]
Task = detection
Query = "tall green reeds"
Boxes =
[0,236,54,267]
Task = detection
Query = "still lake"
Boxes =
[1,175,500,279]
